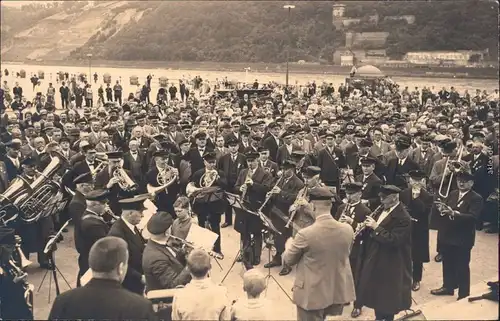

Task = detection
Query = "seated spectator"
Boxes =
[230,269,273,321]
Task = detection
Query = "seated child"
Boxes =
[230,270,273,321]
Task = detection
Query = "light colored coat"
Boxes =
[283,214,355,311]
[370,140,391,157]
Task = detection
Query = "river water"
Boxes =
[1,63,498,99]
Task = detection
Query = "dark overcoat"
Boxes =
[357,203,412,314]
[400,188,432,263]
[48,278,157,320]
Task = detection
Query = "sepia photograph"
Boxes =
[0,0,498,320]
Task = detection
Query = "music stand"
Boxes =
[37,219,72,303]
[220,194,259,283]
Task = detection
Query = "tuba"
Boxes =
[3,152,68,224]
[113,167,138,191]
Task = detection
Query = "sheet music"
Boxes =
[81,269,92,286]
[137,199,157,230]
[186,224,219,251]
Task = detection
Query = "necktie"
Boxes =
[134,226,141,235]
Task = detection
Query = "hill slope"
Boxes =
[2,0,498,63]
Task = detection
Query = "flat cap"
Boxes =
[202,151,217,162]
[74,172,93,185]
[245,152,259,161]
[194,132,207,140]
[85,189,109,202]
[304,166,321,177]
[153,150,169,158]
[395,135,411,150]
[147,212,173,235]
[344,181,363,193]
[106,151,123,159]
[119,194,148,211]
[309,186,334,200]
[408,170,427,180]
[226,138,239,146]
[21,157,36,167]
[359,138,373,148]
[379,185,402,195]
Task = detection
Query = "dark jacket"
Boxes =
[356,172,382,211]
[217,152,247,190]
[357,203,412,314]
[142,240,191,292]
[437,189,483,249]
[75,212,109,274]
[400,188,433,262]
[108,219,146,295]
[48,278,157,320]
[385,157,420,190]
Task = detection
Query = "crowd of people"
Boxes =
[0,67,498,321]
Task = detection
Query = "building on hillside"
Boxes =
[404,50,487,66]
[383,15,416,24]
[332,3,346,29]
[345,32,389,49]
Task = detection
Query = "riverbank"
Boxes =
[3,59,498,80]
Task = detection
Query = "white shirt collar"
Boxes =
[122,217,137,234]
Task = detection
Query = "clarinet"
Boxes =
[351,204,384,250]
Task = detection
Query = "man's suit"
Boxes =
[283,214,355,317]
[259,159,279,178]
[370,141,391,157]
[108,219,146,295]
[437,189,483,297]
[316,146,346,190]
[74,211,110,287]
[48,278,157,320]
[146,166,179,218]
[234,166,273,265]
[187,147,214,175]
[2,156,21,182]
[276,144,301,167]
[142,240,191,292]
[218,152,247,225]
[262,135,281,162]
[385,157,420,190]
[463,152,494,200]
[123,151,147,189]
[112,130,131,152]
[356,172,382,211]
[410,147,435,174]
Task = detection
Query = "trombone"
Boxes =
[438,144,464,199]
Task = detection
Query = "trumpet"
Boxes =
[113,167,137,191]
[434,200,455,220]
[91,158,108,179]
[438,145,464,199]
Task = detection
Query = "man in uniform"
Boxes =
[75,189,110,287]
[146,150,180,219]
[142,212,191,292]
[234,151,273,269]
[48,237,157,320]
[187,152,227,257]
[334,182,371,318]
[357,185,412,321]
[399,170,433,292]
[263,159,304,276]
[385,135,420,190]
[284,187,355,321]
[108,195,148,295]
[431,168,483,300]
[95,151,138,216]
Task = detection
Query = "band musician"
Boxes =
[357,157,383,211]
[430,168,483,300]
[288,166,324,234]
[399,170,432,292]
[16,157,54,270]
[334,182,371,319]
[258,146,279,178]
[142,212,191,293]
[263,159,304,276]
[218,138,247,228]
[75,189,110,287]
[356,185,412,321]
[94,151,138,216]
[146,150,180,219]
[108,195,148,295]
[186,152,227,257]
[317,132,346,193]
[234,151,273,269]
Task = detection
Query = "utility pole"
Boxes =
[283,5,295,100]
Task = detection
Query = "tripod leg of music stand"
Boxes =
[220,249,242,284]
[50,255,61,296]
[37,269,50,292]
[266,274,293,302]
[48,266,52,303]
[55,265,72,289]
[213,257,223,271]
